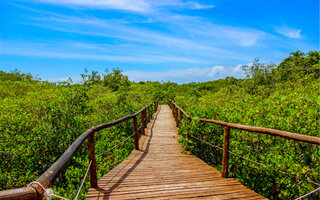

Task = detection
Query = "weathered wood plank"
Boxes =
[86,105,267,200]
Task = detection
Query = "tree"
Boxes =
[103,68,131,91]
[242,58,275,84]
[80,69,101,85]
[277,50,320,81]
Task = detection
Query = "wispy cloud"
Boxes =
[28,0,214,12]
[124,65,245,83]
[48,64,244,83]
[0,40,208,63]
[187,2,214,9]
[24,12,255,61]
[29,0,151,12]
[274,26,302,39]
[6,1,300,70]
[24,10,264,59]
[221,28,264,46]
[47,76,83,82]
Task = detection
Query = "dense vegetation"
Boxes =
[0,69,160,199]
[0,51,319,199]
[174,51,320,199]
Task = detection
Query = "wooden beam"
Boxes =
[133,116,139,150]
[88,133,97,188]
[141,110,145,135]
[222,126,230,178]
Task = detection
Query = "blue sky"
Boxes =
[0,0,319,83]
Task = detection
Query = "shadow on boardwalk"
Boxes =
[86,105,266,200]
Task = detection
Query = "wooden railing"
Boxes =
[0,101,158,200]
[168,99,320,178]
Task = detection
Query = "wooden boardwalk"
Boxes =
[86,105,266,200]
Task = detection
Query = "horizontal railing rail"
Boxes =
[167,99,320,178]
[0,101,158,200]
[168,99,320,145]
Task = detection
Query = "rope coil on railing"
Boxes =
[27,161,93,200]
[27,182,69,200]
[25,130,144,199]
[190,135,320,186]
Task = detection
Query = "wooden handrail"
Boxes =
[168,99,320,178]
[168,99,320,145]
[0,101,157,200]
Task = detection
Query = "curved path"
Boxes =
[86,105,266,199]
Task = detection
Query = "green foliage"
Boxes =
[0,70,155,199]
[81,69,102,85]
[241,51,320,95]
[174,51,320,199]
[1,50,318,199]
[277,51,320,81]
[103,68,131,91]
[0,69,39,83]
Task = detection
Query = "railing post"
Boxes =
[173,104,175,115]
[174,106,177,122]
[141,110,145,135]
[172,104,175,118]
[179,109,183,126]
[87,133,97,188]
[143,109,147,128]
[175,107,179,127]
[146,107,149,123]
[154,102,157,112]
[222,126,230,178]
[133,116,139,150]
[148,106,151,121]
[186,118,190,139]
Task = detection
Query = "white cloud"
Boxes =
[192,25,265,47]
[186,2,214,9]
[274,26,302,39]
[28,0,214,12]
[31,0,150,12]
[26,13,234,54]
[124,65,245,83]
[11,2,272,67]
[47,76,83,82]
[0,40,208,63]
[222,29,263,46]
[176,1,214,9]
[232,64,243,74]
[49,65,244,83]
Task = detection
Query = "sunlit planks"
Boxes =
[86,105,267,200]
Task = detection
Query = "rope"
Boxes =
[27,161,92,200]
[96,133,135,157]
[190,135,320,186]
[295,187,320,200]
[74,160,92,200]
[177,117,182,123]
[190,135,223,151]
[27,181,69,200]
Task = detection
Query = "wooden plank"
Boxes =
[86,105,267,200]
